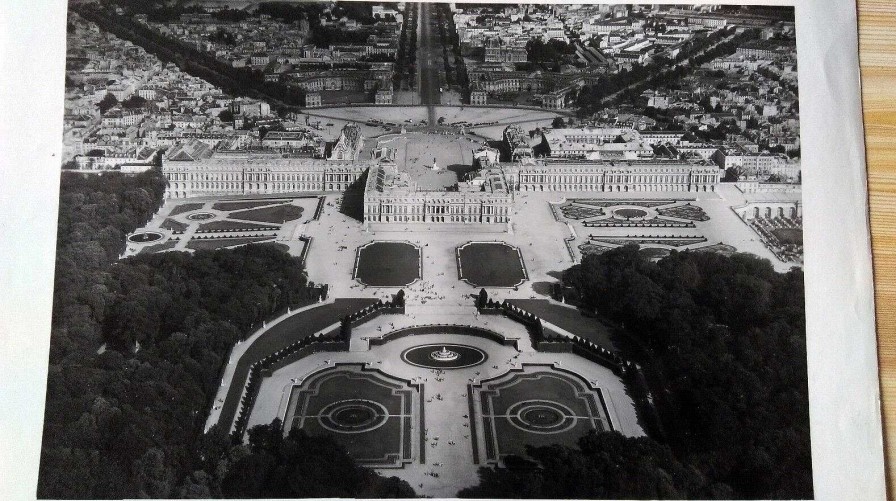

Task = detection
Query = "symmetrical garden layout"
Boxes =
[211,296,643,496]
[125,177,799,497]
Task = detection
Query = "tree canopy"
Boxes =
[97,93,118,114]
[221,420,415,498]
[560,245,811,498]
[38,170,390,498]
[460,246,811,499]
[459,431,731,499]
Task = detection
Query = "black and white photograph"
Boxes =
[2,0,875,499]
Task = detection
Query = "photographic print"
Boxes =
[40,1,810,499]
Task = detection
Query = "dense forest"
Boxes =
[460,431,732,499]
[38,171,412,498]
[220,420,415,498]
[463,245,811,499]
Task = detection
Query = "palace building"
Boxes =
[363,163,513,225]
[162,123,722,221]
[500,159,722,193]
[161,124,370,199]
[163,149,371,199]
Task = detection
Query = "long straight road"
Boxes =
[417,3,442,125]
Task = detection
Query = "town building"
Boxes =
[305,93,322,107]
[261,131,323,151]
[375,89,394,105]
[484,38,528,63]
[540,92,566,110]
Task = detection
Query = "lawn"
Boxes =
[230,204,304,223]
[186,236,274,251]
[478,370,607,462]
[213,200,289,211]
[161,218,188,233]
[139,241,178,254]
[168,202,205,216]
[614,208,649,219]
[457,242,527,288]
[354,242,421,287]
[284,369,416,466]
[197,220,278,232]
[508,299,615,349]
[639,247,671,260]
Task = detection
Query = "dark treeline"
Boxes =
[39,170,407,498]
[526,38,576,67]
[394,3,417,89]
[463,246,811,499]
[255,2,325,26]
[436,4,466,93]
[460,431,732,499]
[220,420,415,498]
[311,27,371,47]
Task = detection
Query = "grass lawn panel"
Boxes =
[489,416,596,458]
[230,204,304,223]
[168,203,205,216]
[508,299,615,349]
[639,247,672,259]
[287,369,415,466]
[772,228,803,245]
[198,220,277,232]
[186,237,273,251]
[355,242,421,287]
[161,218,188,232]
[212,200,289,211]
[613,208,649,218]
[299,417,403,464]
[140,241,178,254]
[458,243,526,287]
[481,372,605,461]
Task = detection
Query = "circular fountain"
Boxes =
[401,343,487,369]
[429,346,460,362]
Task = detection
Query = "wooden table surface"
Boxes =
[859,0,896,497]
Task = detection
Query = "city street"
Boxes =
[417,2,442,125]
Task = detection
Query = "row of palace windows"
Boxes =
[520,174,693,184]
[165,172,365,183]
[371,204,510,215]
[370,214,509,223]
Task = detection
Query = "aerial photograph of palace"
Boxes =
[41,1,811,499]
